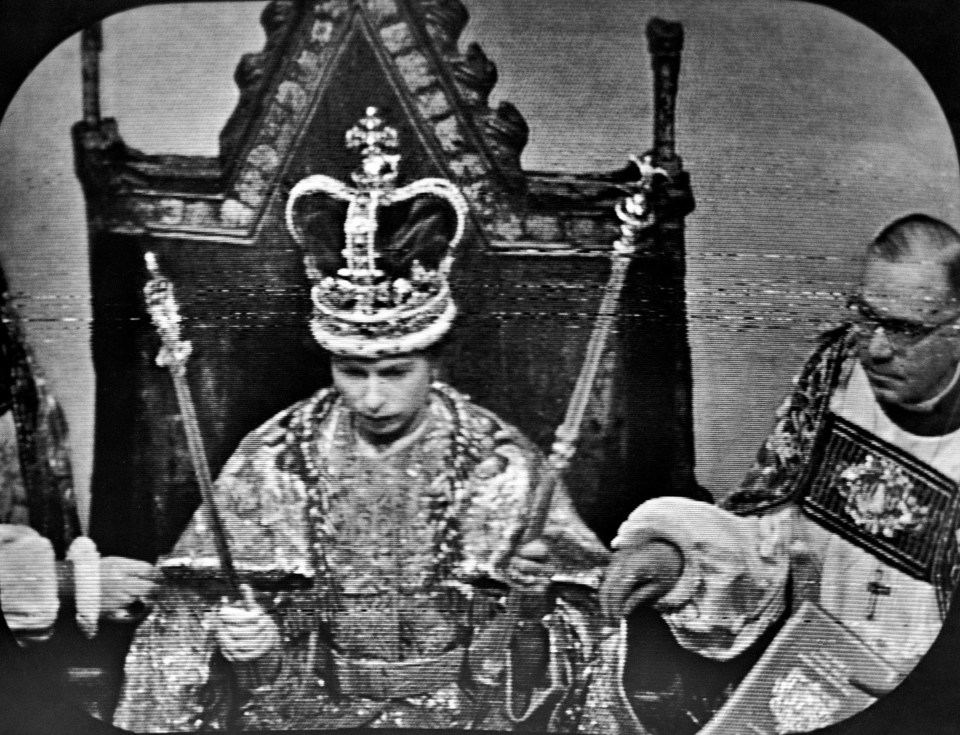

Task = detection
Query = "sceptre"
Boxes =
[522,156,664,542]
[470,160,664,720]
[143,252,240,594]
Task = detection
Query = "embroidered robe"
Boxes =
[114,383,609,732]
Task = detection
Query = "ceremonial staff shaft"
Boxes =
[143,252,240,594]
[522,218,638,543]
[471,165,660,721]
[523,162,659,545]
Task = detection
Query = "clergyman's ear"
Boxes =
[950,320,960,352]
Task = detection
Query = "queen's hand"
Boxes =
[214,585,282,688]
[99,556,158,622]
[507,538,553,580]
[215,586,281,663]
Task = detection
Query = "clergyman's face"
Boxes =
[330,353,435,442]
[854,255,960,408]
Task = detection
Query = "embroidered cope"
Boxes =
[588,327,960,734]
[113,384,609,732]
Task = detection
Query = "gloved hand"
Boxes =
[100,556,159,622]
[0,525,59,640]
[600,539,683,620]
[214,585,282,689]
[508,538,553,580]
[214,585,281,664]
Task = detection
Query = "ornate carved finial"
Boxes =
[646,18,684,165]
[647,18,684,56]
[81,24,102,127]
[614,154,667,253]
[220,0,302,166]
[418,0,470,54]
[449,42,498,107]
[261,0,298,40]
[143,252,193,377]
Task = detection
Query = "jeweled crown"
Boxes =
[285,107,469,358]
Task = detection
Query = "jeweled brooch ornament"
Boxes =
[835,454,930,537]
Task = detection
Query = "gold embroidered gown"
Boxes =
[114,383,609,732]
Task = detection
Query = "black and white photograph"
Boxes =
[2,0,960,732]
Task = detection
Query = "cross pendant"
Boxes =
[865,568,892,620]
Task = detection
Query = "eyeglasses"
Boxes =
[845,294,958,344]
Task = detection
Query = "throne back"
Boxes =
[73,0,701,564]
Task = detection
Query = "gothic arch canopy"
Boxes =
[74,0,698,560]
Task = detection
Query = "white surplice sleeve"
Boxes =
[613,496,793,661]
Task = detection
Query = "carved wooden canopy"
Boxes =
[74,0,699,560]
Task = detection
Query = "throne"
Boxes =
[74,0,699,558]
[73,0,702,560]
[73,1,699,712]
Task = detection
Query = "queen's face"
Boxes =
[330,352,435,443]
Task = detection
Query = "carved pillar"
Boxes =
[651,18,698,499]
[81,25,101,127]
[647,18,683,167]
[610,18,700,514]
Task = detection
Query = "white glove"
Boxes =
[214,585,280,664]
[0,524,59,639]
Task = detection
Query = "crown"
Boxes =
[285,107,469,358]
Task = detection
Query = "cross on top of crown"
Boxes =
[346,106,401,190]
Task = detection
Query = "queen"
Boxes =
[113,109,609,733]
